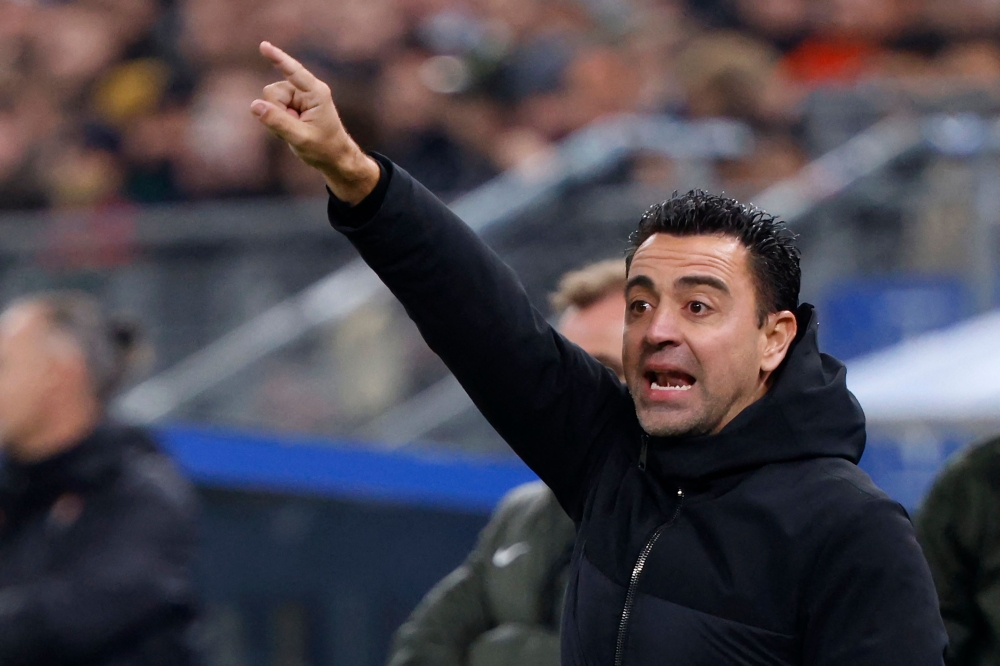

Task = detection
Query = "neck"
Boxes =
[710,374,773,435]
[6,399,102,464]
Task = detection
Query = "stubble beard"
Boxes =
[634,391,731,439]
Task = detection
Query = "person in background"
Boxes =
[387,260,625,666]
[0,291,199,666]
[918,436,1000,666]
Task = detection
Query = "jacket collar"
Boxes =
[643,304,867,481]
[0,424,129,510]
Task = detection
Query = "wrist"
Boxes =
[320,146,381,206]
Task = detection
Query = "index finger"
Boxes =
[259,41,319,93]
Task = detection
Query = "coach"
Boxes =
[252,42,947,665]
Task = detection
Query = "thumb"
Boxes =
[250,99,302,143]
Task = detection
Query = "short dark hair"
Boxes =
[625,190,800,325]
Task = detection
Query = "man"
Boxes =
[388,260,625,666]
[0,292,199,665]
[918,436,1000,665]
[251,42,947,664]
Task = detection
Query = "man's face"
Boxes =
[0,304,60,453]
[623,233,796,437]
[559,291,626,380]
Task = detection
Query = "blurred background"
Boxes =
[4,0,1000,662]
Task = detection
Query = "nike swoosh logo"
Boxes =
[492,542,530,568]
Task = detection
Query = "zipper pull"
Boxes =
[677,488,684,498]
[639,435,648,471]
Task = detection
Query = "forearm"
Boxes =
[331,158,626,517]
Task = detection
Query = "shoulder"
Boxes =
[927,437,1000,499]
[813,457,891,504]
[750,458,912,556]
[487,481,573,540]
[916,438,1000,540]
[792,460,919,563]
[493,481,561,520]
[759,456,894,516]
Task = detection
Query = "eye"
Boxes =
[628,300,650,315]
[688,301,710,314]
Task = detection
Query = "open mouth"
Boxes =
[646,370,695,392]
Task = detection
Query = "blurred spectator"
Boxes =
[0,291,199,665]
[387,259,625,666]
[917,435,1000,665]
[7,0,1000,210]
[176,68,274,197]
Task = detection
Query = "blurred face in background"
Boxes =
[622,233,795,438]
[178,69,271,195]
[0,303,92,461]
[558,291,626,380]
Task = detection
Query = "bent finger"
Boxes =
[259,41,318,93]
[262,81,296,107]
[250,99,304,143]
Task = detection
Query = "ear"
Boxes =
[759,310,798,374]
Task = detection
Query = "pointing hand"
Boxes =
[251,41,380,205]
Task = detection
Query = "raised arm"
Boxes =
[251,42,632,519]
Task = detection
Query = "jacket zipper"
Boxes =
[613,488,684,666]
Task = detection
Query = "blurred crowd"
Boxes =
[4,0,1000,211]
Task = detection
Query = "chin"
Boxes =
[636,409,710,439]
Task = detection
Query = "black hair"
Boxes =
[31,292,149,405]
[625,190,800,325]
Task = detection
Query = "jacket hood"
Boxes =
[645,304,867,481]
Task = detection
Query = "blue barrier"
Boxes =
[858,437,968,512]
[157,424,968,515]
[817,276,974,360]
[156,424,538,513]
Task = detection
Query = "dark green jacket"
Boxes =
[918,436,1000,666]
[387,481,576,666]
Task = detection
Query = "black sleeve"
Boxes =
[801,497,947,665]
[327,156,391,227]
[328,156,631,520]
[0,458,198,664]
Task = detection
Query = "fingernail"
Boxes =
[250,101,266,117]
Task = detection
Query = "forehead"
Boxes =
[559,291,625,336]
[629,233,752,286]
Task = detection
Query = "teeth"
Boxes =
[650,382,692,391]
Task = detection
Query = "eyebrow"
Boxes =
[625,275,655,294]
[676,275,730,295]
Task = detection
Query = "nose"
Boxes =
[644,305,682,349]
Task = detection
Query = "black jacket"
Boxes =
[917,436,1000,666]
[330,157,947,665]
[0,424,199,666]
